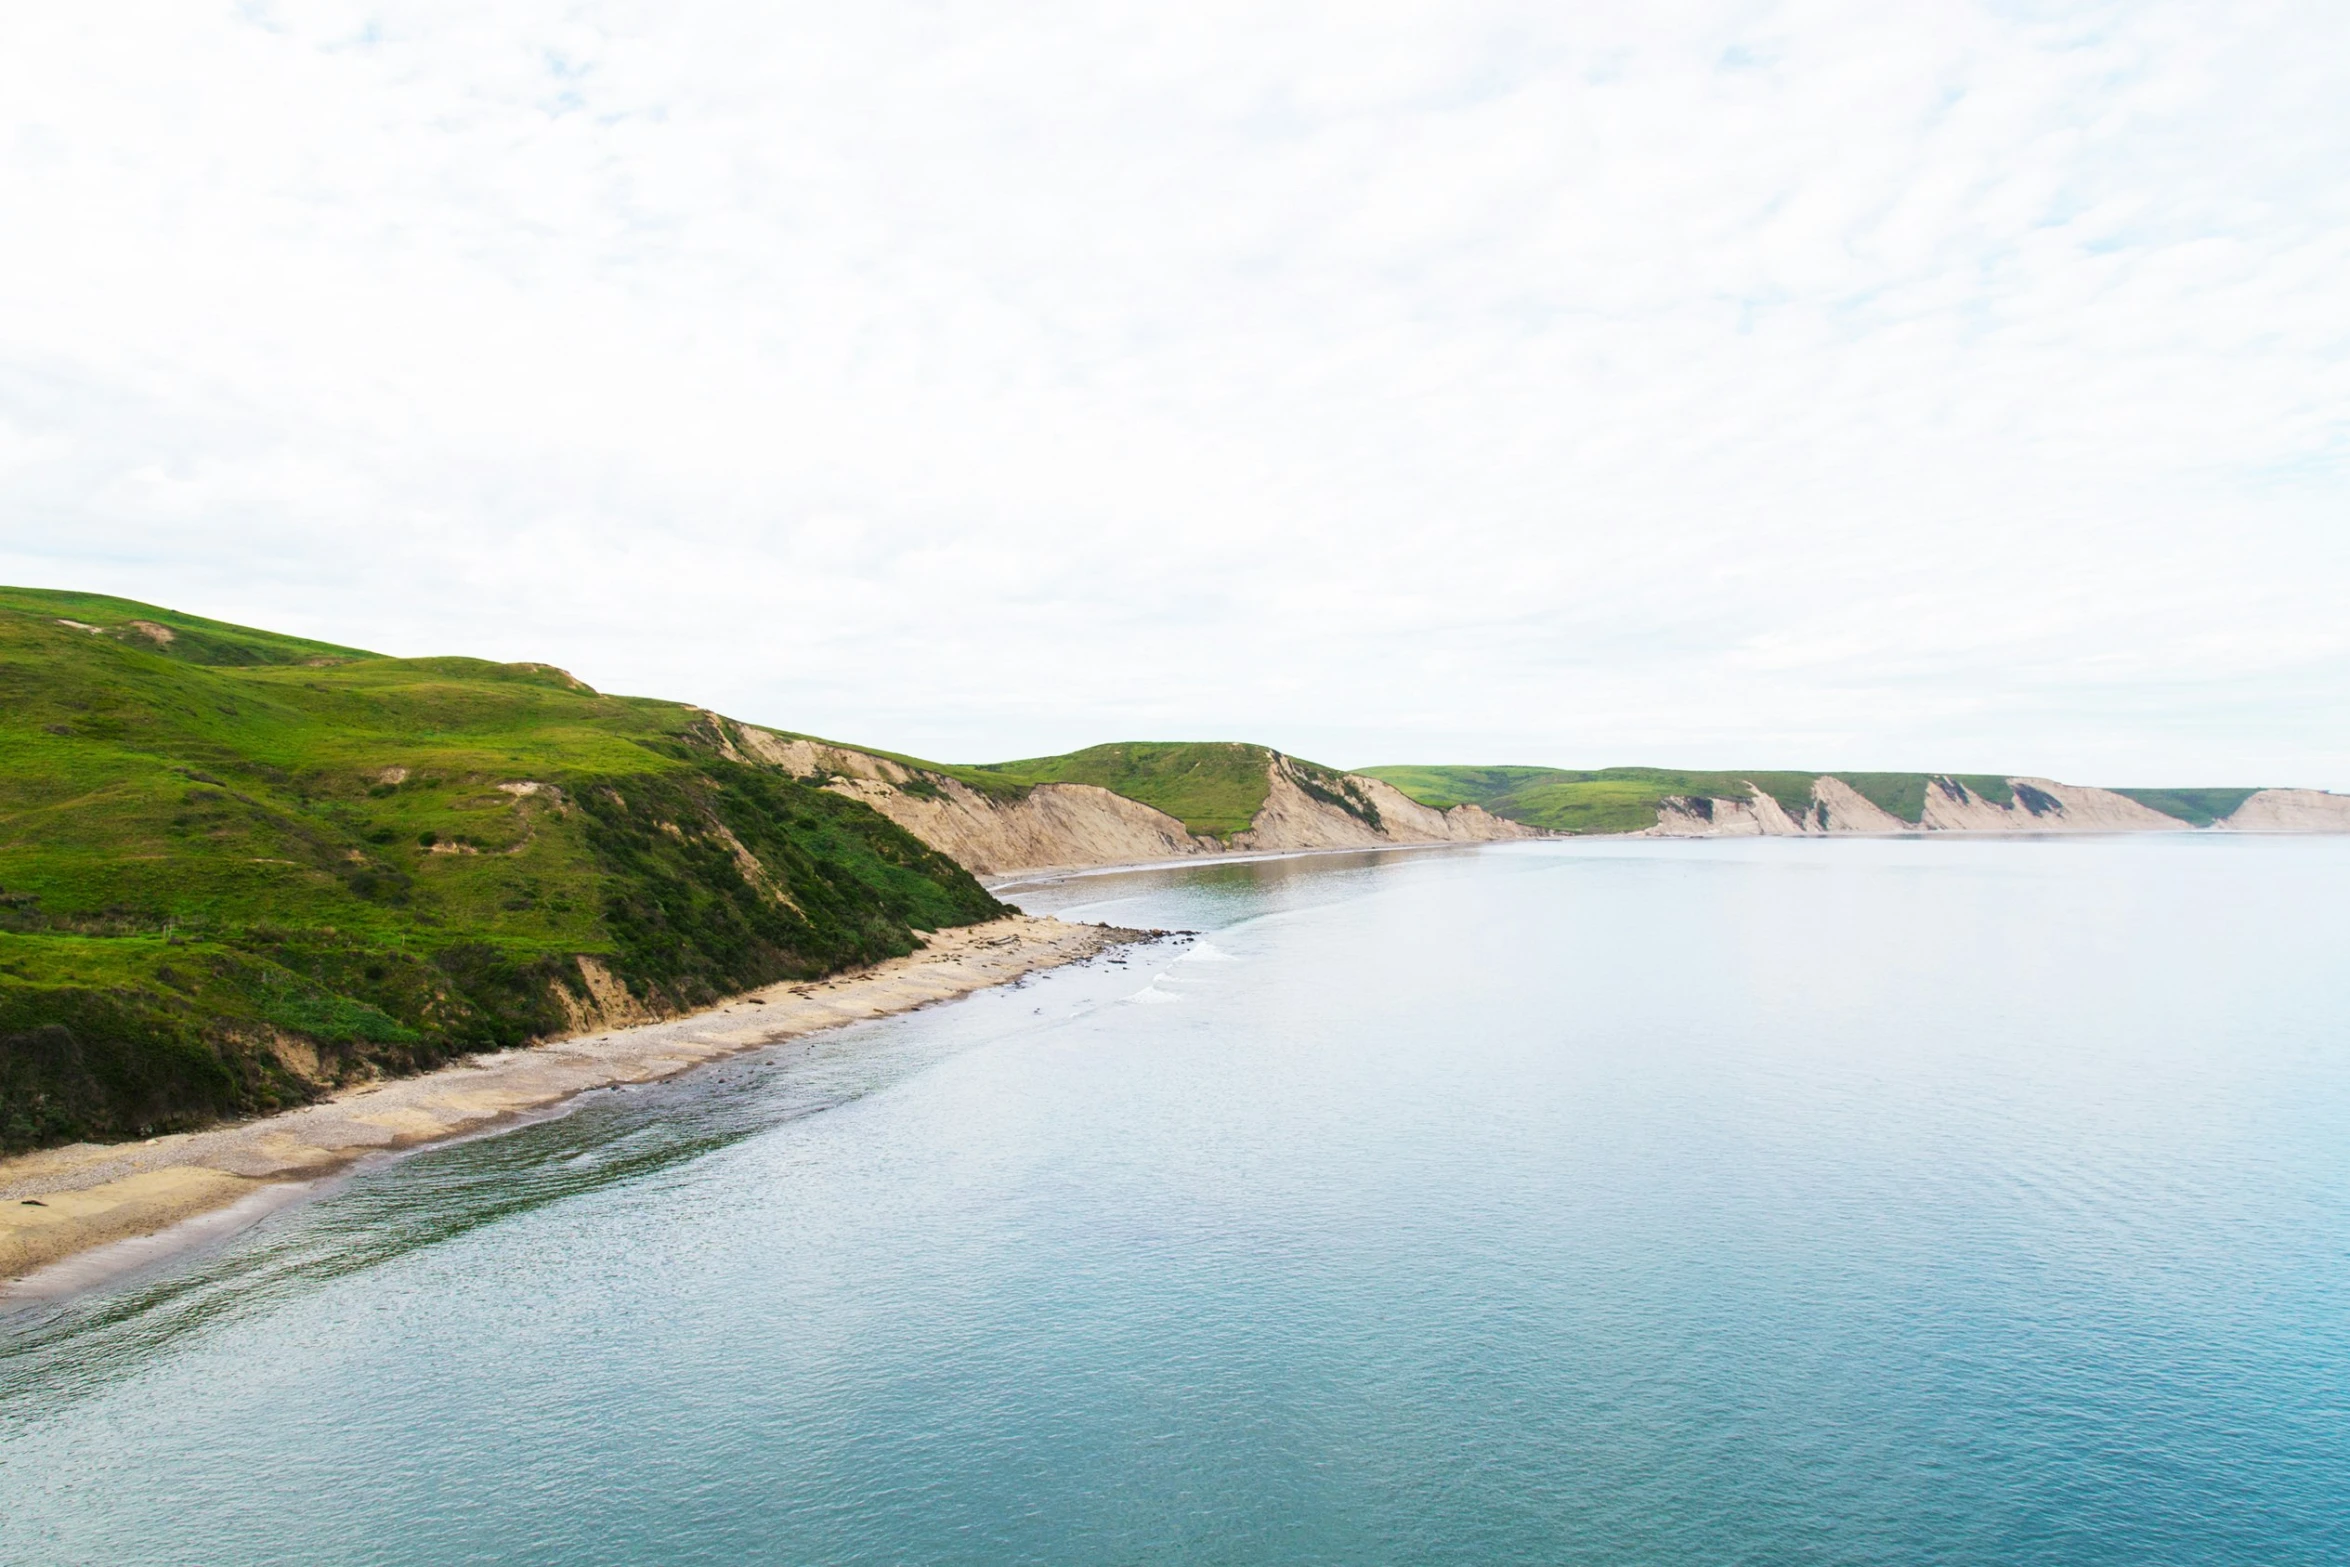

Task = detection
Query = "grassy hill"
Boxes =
[0,589,1003,1153]
[1360,764,2237,834]
[973,741,1375,839]
[978,742,1271,837]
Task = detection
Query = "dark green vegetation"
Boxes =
[1362,765,2249,833]
[2112,788,2262,828]
[0,589,1002,1153]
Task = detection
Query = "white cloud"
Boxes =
[1,0,2345,783]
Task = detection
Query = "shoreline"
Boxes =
[0,914,1147,1292]
[982,838,1513,893]
[974,826,2316,898]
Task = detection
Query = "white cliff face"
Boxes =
[1809,777,1911,833]
[1352,776,1546,845]
[725,723,2349,859]
[1229,764,1541,856]
[730,728,1537,877]
[2219,789,2350,831]
[1915,777,2182,832]
[1649,791,1781,837]
[828,776,1211,876]
[1651,776,2201,838]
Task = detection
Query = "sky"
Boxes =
[2,2,2345,784]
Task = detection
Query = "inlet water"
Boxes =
[3,836,2347,1564]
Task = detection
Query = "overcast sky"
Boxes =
[3,2,2344,783]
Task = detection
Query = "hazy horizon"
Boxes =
[4,4,2344,786]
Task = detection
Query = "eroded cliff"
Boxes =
[721,727,1539,877]
[1646,776,2348,837]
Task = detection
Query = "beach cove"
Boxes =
[0,915,1145,1289]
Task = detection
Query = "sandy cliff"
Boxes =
[1653,775,2209,837]
[730,728,1537,877]
[722,726,2350,855]
[1227,764,1537,856]
[1916,778,2182,832]
[2218,789,2350,832]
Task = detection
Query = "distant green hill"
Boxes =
[2109,788,2261,828]
[977,742,1271,837]
[0,589,1002,1153]
[974,741,1377,839]
[1360,765,2242,833]
[1358,765,2000,834]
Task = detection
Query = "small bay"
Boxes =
[3,836,2346,1565]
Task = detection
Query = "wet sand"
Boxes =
[0,915,1146,1286]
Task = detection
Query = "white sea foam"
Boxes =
[1177,941,1238,963]
[1128,981,1183,1004]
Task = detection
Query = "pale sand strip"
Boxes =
[0,915,1146,1283]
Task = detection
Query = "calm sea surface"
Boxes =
[3,836,2347,1565]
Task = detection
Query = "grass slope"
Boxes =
[0,586,376,667]
[0,589,1002,1153]
[975,742,1279,839]
[2111,788,2261,828]
[1358,766,1832,834]
[1357,765,2242,833]
[966,741,1388,839]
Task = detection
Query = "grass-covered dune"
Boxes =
[0,588,1003,1153]
[1360,765,2256,834]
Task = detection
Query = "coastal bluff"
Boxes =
[716,730,1541,879]
[2,917,1143,1285]
[1645,778,2350,837]
[1360,765,2350,839]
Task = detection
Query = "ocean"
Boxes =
[3,835,2346,1564]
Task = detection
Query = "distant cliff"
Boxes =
[717,733,1539,878]
[1361,766,2350,837]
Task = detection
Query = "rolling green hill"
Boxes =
[0,589,1003,1153]
[1359,764,2230,833]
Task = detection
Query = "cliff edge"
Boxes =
[720,730,1540,878]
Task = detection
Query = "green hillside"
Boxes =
[975,742,1271,838]
[1360,765,2233,834]
[0,589,1002,1153]
[0,585,377,667]
[968,742,1384,840]
[2111,788,2261,828]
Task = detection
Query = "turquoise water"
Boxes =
[3,836,2348,1564]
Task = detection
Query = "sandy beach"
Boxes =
[0,915,1147,1288]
